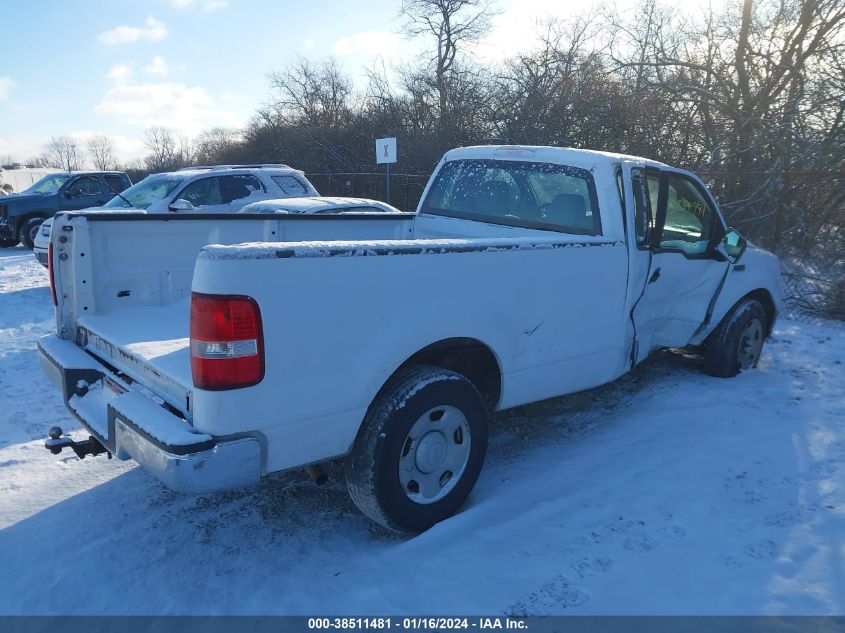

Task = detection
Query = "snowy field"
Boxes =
[0,245,843,615]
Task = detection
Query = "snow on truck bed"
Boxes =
[200,235,619,260]
[77,300,192,389]
[2,248,845,615]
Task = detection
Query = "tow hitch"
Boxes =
[45,426,111,460]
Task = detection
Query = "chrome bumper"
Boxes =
[38,334,262,494]
[34,249,48,267]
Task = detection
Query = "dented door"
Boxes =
[630,167,729,362]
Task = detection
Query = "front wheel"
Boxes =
[703,299,768,378]
[19,217,44,250]
[345,365,489,533]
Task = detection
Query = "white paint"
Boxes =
[44,146,782,485]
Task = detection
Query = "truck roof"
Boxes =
[443,145,669,170]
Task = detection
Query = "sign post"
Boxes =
[375,137,397,205]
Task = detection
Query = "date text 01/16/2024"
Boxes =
[307,618,528,630]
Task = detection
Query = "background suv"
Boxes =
[32,164,319,266]
[100,164,317,213]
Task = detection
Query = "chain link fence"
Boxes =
[305,172,430,212]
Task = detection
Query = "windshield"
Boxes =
[421,159,601,235]
[23,174,72,195]
[103,175,183,209]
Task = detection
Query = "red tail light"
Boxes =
[190,292,264,390]
[48,243,58,306]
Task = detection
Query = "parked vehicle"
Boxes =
[31,165,321,266]
[99,164,318,214]
[0,171,131,249]
[32,219,51,265]
[239,196,401,215]
[39,146,782,533]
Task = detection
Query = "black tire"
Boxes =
[345,365,489,533]
[0,238,19,248]
[19,217,44,250]
[703,299,768,378]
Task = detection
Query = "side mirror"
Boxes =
[168,198,194,212]
[722,228,747,260]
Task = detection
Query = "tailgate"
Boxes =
[76,300,193,418]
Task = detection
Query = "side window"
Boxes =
[104,175,128,193]
[177,177,223,208]
[272,175,309,196]
[70,176,103,196]
[658,175,718,256]
[219,174,266,205]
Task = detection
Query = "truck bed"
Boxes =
[77,301,192,416]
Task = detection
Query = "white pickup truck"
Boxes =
[39,146,782,533]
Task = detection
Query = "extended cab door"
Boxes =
[628,166,730,362]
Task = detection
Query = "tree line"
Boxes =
[10,0,845,316]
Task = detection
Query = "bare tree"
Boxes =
[46,136,85,170]
[86,135,116,170]
[195,128,240,164]
[267,57,353,128]
[400,0,499,133]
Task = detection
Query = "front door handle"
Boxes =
[649,267,662,284]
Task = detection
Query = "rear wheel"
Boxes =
[703,299,768,378]
[345,366,489,533]
[19,217,44,250]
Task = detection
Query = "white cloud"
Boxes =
[144,56,169,76]
[105,65,133,82]
[171,0,229,11]
[203,0,229,11]
[0,77,15,102]
[331,30,401,57]
[95,74,239,137]
[97,16,167,45]
[303,38,315,50]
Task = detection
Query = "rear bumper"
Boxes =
[34,248,48,267]
[37,334,261,494]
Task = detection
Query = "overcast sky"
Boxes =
[0,0,664,164]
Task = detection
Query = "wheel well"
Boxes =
[17,213,49,236]
[395,338,502,409]
[743,289,776,336]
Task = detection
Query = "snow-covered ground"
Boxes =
[0,245,843,615]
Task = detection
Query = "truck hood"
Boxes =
[1,192,58,213]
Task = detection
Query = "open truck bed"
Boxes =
[77,300,192,416]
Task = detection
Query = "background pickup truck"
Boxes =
[0,170,131,248]
[40,145,782,533]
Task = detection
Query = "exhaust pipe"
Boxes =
[304,464,328,485]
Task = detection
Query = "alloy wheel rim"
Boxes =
[398,405,471,505]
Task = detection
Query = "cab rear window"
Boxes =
[421,159,600,235]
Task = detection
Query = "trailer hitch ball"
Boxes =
[49,426,63,440]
